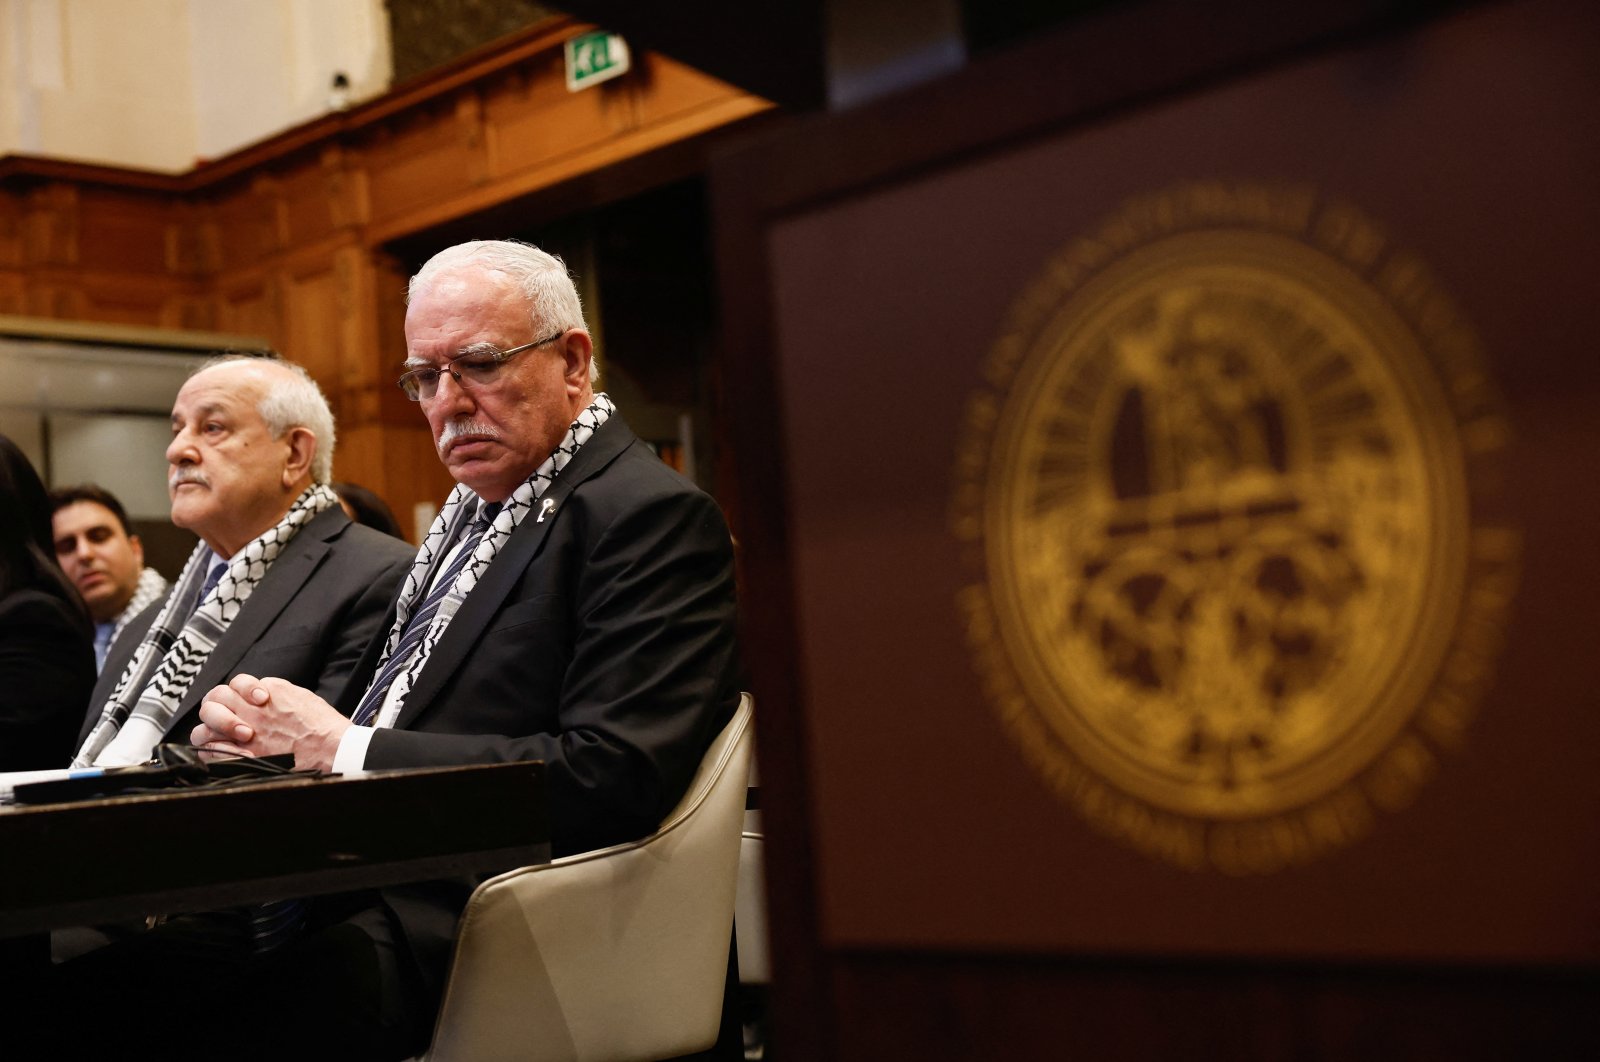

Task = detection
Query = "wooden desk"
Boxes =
[0,762,546,938]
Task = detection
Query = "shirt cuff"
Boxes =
[333,724,376,774]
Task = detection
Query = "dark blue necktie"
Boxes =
[350,503,501,727]
[196,558,227,610]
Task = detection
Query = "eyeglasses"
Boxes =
[396,329,567,401]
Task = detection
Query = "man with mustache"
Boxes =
[182,239,743,1058]
[50,485,168,672]
[71,355,414,768]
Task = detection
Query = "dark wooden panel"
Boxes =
[207,182,283,271]
[73,190,176,275]
[280,264,342,381]
[482,54,631,175]
[761,0,1600,961]
[363,106,480,225]
[829,952,1600,1062]
[712,0,1598,1058]
[279,160,342,248]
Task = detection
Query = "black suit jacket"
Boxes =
[1,589,95,771]
[79,506,415,755]
[336,416,742,998]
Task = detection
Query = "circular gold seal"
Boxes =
[951,184,1519,873]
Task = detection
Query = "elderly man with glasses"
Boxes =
[176,239,743,1059]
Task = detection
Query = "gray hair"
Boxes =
[408,239,598,382]
[189,354,337,484]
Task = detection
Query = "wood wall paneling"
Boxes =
[360,52,769,244]
[1,192,27,314]
[72,273,196,330]
[213,279,277,345]
[0,277,22,317]
[367,252,412,404]
[164,294,217,334]
[0,185,196,328]
[631,52,754,127]
[23,185,80,267]
[24,284,86,320]
[484,55,631,175]
[324,146,370,233]
[363,105,485,230]
[331,245,382,391]
[0,192,21,269]
[73,191,175,276]
[281,265,342,384]
[166,203,211,278]
[0,17,770,537]
[207,182,284,275]
[280,161,344,249]
[336,417,458,524]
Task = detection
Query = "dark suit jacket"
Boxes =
[0,588,95,771]
[336,416,742,1000]
[78,505,415,755]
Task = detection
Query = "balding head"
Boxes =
[165,357,329,557]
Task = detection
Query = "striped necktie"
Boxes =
[350,502,501,727]
[253,506,497,953]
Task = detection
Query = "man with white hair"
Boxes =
[73,354,414,768]
[187,240,744,1058]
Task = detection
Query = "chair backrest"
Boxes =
[424,694,754,1062]
[735,829,770,985]
[736,749,769,986]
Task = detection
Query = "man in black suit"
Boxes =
[72,355,414,768]
[192,240,742,1058]
[43,355,417,1025]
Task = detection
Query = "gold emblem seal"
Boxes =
[952,184,1518,873]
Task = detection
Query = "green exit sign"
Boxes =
[565,31,631,92]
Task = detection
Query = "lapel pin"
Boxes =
[536,497,557,523]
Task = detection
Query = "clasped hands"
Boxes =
[193,674,352,773]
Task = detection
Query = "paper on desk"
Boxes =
[0,767,98,803]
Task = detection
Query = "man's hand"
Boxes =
[193,673,352,773]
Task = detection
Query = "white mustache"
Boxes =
[169,468,208,490]
[438,420,501,454]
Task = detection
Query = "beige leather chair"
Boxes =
[423,694,754,1062]
[734,823,770,1061]
[735,765,769,987]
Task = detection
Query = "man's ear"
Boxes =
[562,330,594,395]
[282,426,317,487]
[129,534,145,568]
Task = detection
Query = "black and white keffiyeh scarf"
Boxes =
[362,394,615,728]
[73,484,340,767]
[110,566,169,646]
